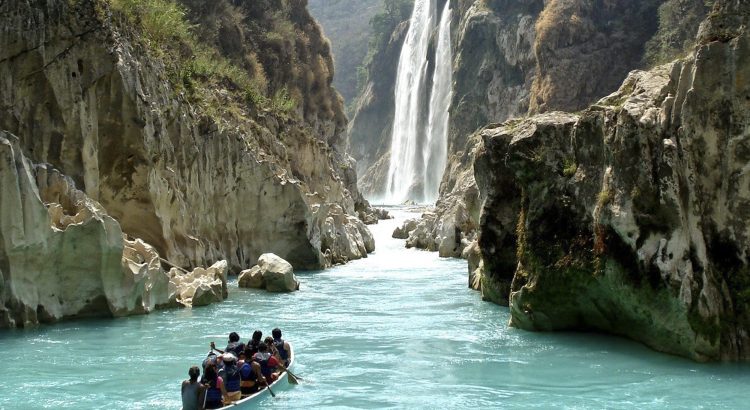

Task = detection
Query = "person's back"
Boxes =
[239,361,265,397]
[210,332,245,358]
[220,354,242,404]
[245,330,263,357]
[202,365,225,409]
[181,366,203,410]
[252,343,279,381]
[272,328,290,366]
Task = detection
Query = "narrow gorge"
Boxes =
[348,0,750,361]
[1,0,750,408]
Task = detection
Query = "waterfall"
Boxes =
[385,0,453,204]
[423,1,453,203]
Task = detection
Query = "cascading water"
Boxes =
[423,1,453,203]
[385,0,452,204]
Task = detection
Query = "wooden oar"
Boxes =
[286,369,302,385]
[265,380,276,397]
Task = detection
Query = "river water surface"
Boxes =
[0,208,748,409]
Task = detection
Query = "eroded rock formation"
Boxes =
[169,260,229,307]
[239,253,299,292]
[475,0,750,361]
[0,0,374,277]
[0,0,379,327]
[0,132,164,326]
[384,0,709,260]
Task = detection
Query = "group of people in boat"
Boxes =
[181,328,291,410]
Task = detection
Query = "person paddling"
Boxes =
[244,330,263,358]
[181,366,205,410]
[219,353,242,404]
[252,342,281,382]
[211,332,245,357]
[272,328,291,367]
[238,355,267,397]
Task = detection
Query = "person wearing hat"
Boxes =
[219,352,242,404]
[181,366,205,410]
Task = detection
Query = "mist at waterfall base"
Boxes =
[0,208,749,409]
[383,0,452,205]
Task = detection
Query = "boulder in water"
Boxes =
[392,218,419,239]
[238,266,264,289]
[168,260,228,307]
[258,253,299,292]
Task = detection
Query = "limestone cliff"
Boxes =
[0,0,374,326]
[475,0,750,361]
[0,132,169,327]
[395,0,709,259]
[0,0,373,273]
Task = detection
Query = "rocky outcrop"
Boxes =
[119,236,171,313]
[169,260,229,307]
[314,203,376,265]
[238,266,263,289]
[0,132,169,326]
[0,0,373,276]
[474,0,750,361]
[528,0,662,114]
[239,253,299,292]
[393,218,419,239]
[398,0,704,260]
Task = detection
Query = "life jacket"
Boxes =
[222,364,241,393]
[253,352,274,377]
[245,339,261,357]
[239,362,259,395]
[203,378,223,408]
[273,338,289,362]
[226,341,245,357]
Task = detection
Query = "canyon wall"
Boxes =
[391,0,710,258]
[0,0,373,327]
[475,0,750,360]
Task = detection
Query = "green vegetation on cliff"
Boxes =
[108,0,347,124]
[357,0,414,95]
[109,0,290,120]
[644,0,714,65]
[307,0,385,109]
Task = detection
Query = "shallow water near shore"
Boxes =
[0,207,748,409]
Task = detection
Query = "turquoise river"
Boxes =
[0,208,748,409]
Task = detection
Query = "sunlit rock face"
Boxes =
[475,0,750,361]
[0,132,168,327]
[238,253,299,292]
[169,260,228,307]
[0,0,374,275]
[398,0,684,258]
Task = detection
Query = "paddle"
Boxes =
[285,369,302,385]
[265,379,276,397]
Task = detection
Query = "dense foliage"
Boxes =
[357,0,414,95]
[644,0,714,65]
[108,0,303,121]
[307,0,384,109]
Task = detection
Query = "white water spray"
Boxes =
[385,0,452,204]
[423,1,453,202]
